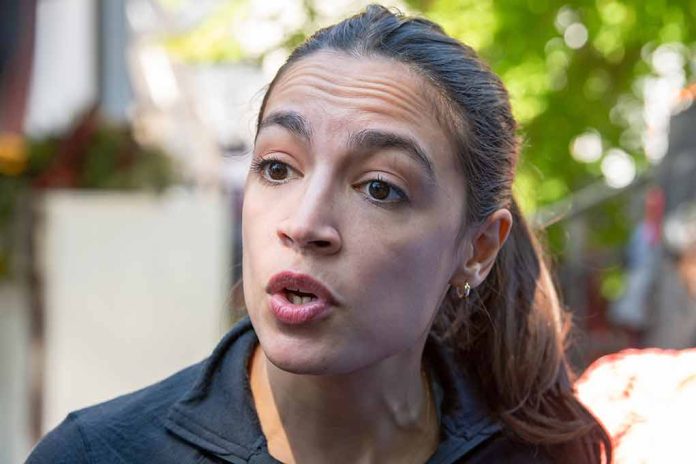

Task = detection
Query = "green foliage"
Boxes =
[163,1,246,63]
[418,1,691,197]
[409,0,694,266]
[600,265,627,300]
[77,127,174,191]
[0,176,22,278]
[21,126,177,191]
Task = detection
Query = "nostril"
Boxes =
[277,224,341,253]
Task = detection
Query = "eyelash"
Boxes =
[249,157,409,206]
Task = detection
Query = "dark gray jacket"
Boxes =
[26,318,551,463]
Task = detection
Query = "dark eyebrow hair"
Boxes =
[348,129,436,181]
[257,110,312,141]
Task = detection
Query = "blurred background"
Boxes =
[1,0,694,462]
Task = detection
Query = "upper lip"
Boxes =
[266,271,338,304]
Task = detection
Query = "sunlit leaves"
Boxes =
[163,1,247,63]
[425,0,497,51]
[503,57,550,123]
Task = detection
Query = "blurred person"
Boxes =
[642,92,696,349]
[644,202,696,348]
[26,5,610,463]
[609,188,664,334]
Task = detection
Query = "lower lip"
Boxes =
[269,293,332,325]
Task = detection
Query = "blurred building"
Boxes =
[0,1,267,461]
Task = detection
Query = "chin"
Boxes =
[259,334,339,375]
[265,350,333,375]
[257,324,373,376]
[247,299,341,374]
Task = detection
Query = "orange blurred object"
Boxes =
[576,349,696,464]
[0,132,27,175]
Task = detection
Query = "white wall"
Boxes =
[0,283,31,464]
[37,190,231,433]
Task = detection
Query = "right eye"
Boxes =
[250,158,299,184]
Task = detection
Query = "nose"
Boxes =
[277,184,342,255]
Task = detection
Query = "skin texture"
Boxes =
[242,51,511,463]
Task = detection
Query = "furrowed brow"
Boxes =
[349,129,436,181]
[257,110,312,142]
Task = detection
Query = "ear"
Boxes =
[450,209,513,289]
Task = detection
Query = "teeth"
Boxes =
[288,293,316,305]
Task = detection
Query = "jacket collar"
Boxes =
[165,317,500,463]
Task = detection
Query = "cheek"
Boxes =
[242,183,282,244]
[241,187,276,298]
[348,219,456,329]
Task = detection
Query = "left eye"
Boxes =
[359,179,407,203]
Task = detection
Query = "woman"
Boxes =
[28,5,611,463]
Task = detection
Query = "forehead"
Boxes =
[262,51,457,155]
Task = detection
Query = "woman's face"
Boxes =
[242,51,469,374]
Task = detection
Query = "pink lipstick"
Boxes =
[266,271,337,324]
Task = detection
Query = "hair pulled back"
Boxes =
[256,4,611,461]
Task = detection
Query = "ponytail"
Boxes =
[434,198,611,461]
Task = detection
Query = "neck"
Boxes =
[249,342,439,464]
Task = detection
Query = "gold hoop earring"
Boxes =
[455,282,471,299]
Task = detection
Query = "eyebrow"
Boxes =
[257,110,312,141]
[257,111,436,181]
[348,129,436,181]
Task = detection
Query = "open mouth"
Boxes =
[267,271,335,324]
[267,270,337,305]
[284,288,318,305]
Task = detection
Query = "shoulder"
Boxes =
[25,413,90,464]
[26,362,204,463]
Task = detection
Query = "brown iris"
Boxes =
[267,161,288,181]
[368,180,390,200]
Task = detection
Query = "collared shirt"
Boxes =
[26,318,551,463]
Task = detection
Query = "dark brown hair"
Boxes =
[255,4,611,462]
